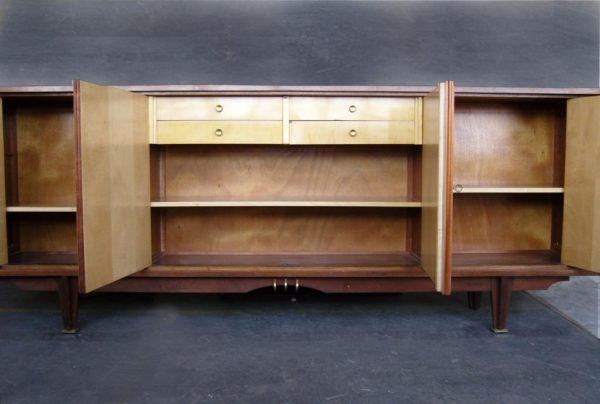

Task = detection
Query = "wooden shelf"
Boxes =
[151,198,421,208]
[7,252,79,265]
[453,186,564,194]
[453,250,560,267]
[153,252,420,267]
[6,205,77,213]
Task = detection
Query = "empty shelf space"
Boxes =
[453,186,564,194]
[8,252,79,266]
[453,250,560,267]
[6,205,77,213]
[152,252,421,269]
[151,197,422,208]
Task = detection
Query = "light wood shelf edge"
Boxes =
[453,187,564,194]
[150,201,423,208]
[6,206,77,213]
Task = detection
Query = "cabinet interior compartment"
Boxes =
[2,97,78,265]
[454,99,565,188]
[452,98,566,268]
[452,193,563,266]
[150,144,423,269]
[2,97,76,207]
[6,212,78,264]
[151,207,421,268]
[150,144,421,204]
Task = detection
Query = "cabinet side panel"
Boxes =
[421,84,446,292]
[76,81,151,292]
[562,96,600,273]
[0,99,7,264]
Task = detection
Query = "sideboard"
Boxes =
[0,81,598,333]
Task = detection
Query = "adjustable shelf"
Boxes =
[452,186,564,194]
[6,205,77,213]
[150,197,422,208]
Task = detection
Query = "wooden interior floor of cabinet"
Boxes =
[8,251,78,265]
[153,252,420,268]
[452,250,560,267]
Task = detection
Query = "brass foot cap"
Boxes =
[61,328,80,334]
[491,327,509,334]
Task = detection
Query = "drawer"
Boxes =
[290,121,417,145]
[156,121,283,144]
[289,97,418,121]
[156,97,283,120]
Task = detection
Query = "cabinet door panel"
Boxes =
[421,82,453,294]
[0,99,7,264]
[562,96,600,273]
[75,81,151,292]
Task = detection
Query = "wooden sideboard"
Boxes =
[0,81,598,333]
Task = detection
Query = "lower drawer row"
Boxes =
[154,121,420,144]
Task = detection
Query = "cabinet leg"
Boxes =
[57,277,79,334]
[467,291,482,310]
[490,277,513,334]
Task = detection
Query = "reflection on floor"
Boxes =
[529,276,600,338]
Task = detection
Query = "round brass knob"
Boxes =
[349,129,357,137]
[453,184,463,193]
[215,104,223,112]
[215,129,223,136]
[349,105,357,113]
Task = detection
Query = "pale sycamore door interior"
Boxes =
[75,81,152,293]
[562,95,600,273]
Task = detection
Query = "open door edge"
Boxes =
[73,80,87,292]
[443,80,454,295]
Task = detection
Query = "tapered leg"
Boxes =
[467,291,482,310]
[490,277,513,333]
[57,277,79,334]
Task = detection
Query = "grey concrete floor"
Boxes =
[530,276,600,338]
[0,282,599,404]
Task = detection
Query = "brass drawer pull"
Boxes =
[349,105,357,113]
[215,128,223,137]
[215,104,223,112]
[349,129,357,137]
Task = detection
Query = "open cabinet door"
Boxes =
[421,81,453,294]
[75,81,151,292]
[0,99,7,264]
[562,95,600,273]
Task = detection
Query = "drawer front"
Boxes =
[290,121,417,145]
[289,97,417,121]
[156,97,283,120]
[156,121,283,144]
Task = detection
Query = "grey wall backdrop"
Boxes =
[0,1,598,87]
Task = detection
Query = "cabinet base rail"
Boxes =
[2,275,569,333]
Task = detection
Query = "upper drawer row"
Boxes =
[155,96,418,121]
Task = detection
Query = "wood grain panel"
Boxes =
[290,121,416,144]
[162,207,411,254]
[159,145,413,201]
[453,194,553,251]
[562,95,600,273]
[0,99,6,264]
[76,81,151,292]
[17,214,77,253]
[156,96,283,120]
[156,121,282,144]
[420,82,450,293]
[289,97,416,120]
[454,100,563,186]
[16,105,76,205]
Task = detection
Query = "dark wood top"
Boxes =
[1,84,599,98]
